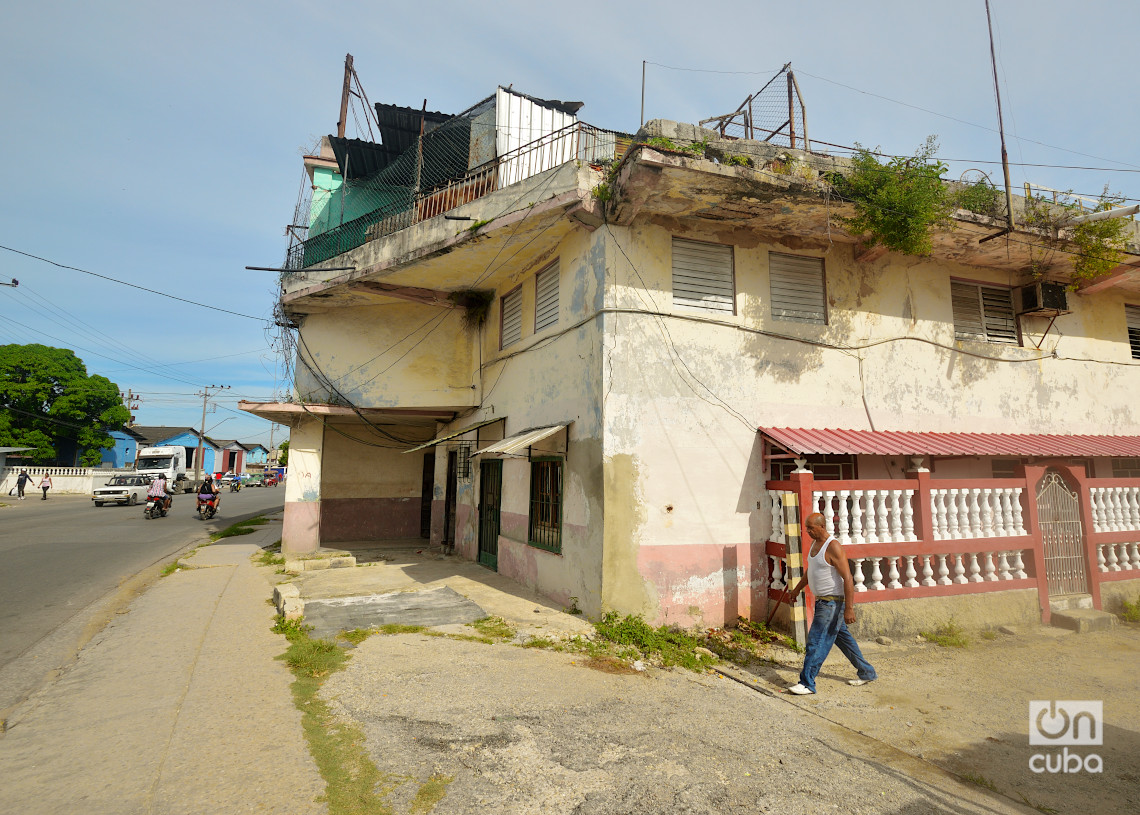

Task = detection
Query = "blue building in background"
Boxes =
[100,428,144,469]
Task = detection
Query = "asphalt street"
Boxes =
[0,485,284,716]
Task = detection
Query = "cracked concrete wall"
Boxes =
[599,216,1140,627]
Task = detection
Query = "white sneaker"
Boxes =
[786,683,814,695]
[848,679,874,686]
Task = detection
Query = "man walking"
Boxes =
[783,512,876,695]
[15,469,32,500]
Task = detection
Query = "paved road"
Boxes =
[0,486,284,715]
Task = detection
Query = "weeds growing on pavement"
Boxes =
[980,629,997,641]
[340,628,376,645]
[590,612,716,671]
[520,636,555,649]
[211,515,269,542]
[469,616,514,640]
[257,547,285,567]
[376,623,428,635]
[273,614,451,814]
[921,619,970,648]
[961,771,998,792]
[160,561,181,577]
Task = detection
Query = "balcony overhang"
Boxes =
[239,400,457,427]
[281,162,595,314]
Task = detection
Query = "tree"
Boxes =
[0,344,130,466]
[277,439,289,466]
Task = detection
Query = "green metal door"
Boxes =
[478,459,502,570]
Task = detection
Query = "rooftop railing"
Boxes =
[292,122,627,270]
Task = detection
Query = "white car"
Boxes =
[93,475,152,507]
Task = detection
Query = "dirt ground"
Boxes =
[746,622,1140,815]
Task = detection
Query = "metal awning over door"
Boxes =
[477,424,568,456]
[403,417,505,454]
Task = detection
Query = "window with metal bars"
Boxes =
[534,260,559,332]
[528,458,562,552]
[671,237,735,314]
[500,286,522,349]
[950,280,1018,344]
[1126,305,1140,359]
[769,252,827,324]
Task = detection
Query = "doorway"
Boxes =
[442,450,458,551]
[419,452,435,538]
[478,459,502,570]
[1035,470,1089,596]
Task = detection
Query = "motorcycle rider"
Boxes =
[196,474,220,514]
[147,473,172,512]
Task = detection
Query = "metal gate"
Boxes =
[1036,471,1089,596]
[478,459,502,570]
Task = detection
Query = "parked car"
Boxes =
[93,475,152,507]
[245,475,265,487]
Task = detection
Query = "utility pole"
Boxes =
[119,389,140,426]
[337,53,353,139]
[984,0,1015,233]
[194,385,230,482]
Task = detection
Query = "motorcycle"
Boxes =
[144,494,170,520]
[197,493,218,520]
[229,480,242,493]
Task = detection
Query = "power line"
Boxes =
[0,244,266,321]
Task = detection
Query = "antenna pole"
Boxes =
[640,60,646,128]
[985,1,1015,231]
[337,53,353,139]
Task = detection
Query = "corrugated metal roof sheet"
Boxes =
[403,417,504,454]
[760,427,1140,457]
[328,136,399,180]
[477,425,567,456]
[374,103,454,156]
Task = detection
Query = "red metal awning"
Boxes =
[760,427,1140,457]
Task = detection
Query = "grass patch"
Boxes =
[706,618,803,664]
[520,636,555,649]
[468,616,514,640]
[340,628,376,645]
[257,548,285,567]
[376,623,428,635]
[1121,596,1140,623]
[921,619,970,648]
[961,772,998,792]
[980,629,997,641]
[446,633,494,645]
[211,515,269,541]
[592,612,715,671]
[160,561,182,577]
[410,774,453,814]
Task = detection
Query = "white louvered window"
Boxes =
[500,287,522,349]
[769,253,827,324]
[672,238,735,314]
[951,281,1017,345]
[534,261,559,332]
[1126,305,1140,359]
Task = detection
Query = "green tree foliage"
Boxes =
[277,439,289,466]
[0,344,129,465]
[832,136,953,256]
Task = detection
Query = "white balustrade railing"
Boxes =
[1090,487,1140,533]
[930,487,1026,540]
[768,490,791,544]
[812,488,918,545]
[1096,542,1140,572]
[850,549,1028,592]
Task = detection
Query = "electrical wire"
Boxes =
[0,244,267,321]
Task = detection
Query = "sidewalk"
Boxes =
[0,515,324,815]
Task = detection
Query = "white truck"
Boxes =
[135,446,198,494]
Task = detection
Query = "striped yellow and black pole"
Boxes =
[780,487,809,646]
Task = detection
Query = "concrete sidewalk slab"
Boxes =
[284,541,593,641]
[302,585,487,638]
[0,521,324,815]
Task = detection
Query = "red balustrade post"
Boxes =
[1020,465,1051,624]
[907,459,934,544]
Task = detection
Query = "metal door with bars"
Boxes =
[478,459,502,570]
[1036,470,1089,596]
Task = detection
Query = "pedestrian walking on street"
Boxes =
[783,512,877,695]
[39,473,52,499]
[15,468,32,500]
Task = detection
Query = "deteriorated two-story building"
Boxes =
[244,85,1140,638]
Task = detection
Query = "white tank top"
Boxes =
[806,535,843,596]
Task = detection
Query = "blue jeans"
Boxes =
[798,599,876,692]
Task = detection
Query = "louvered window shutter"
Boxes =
[672,238,735,314]
[951,281,1017,344]
[1126,305,1140,359]
[535,261,559,332]
[501,288,522,348]
[769,253,826,324]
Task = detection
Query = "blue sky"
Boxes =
[1,1,1136,447]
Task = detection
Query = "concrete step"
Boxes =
[1051,608,1117,633]
[1049,594,1093,612]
